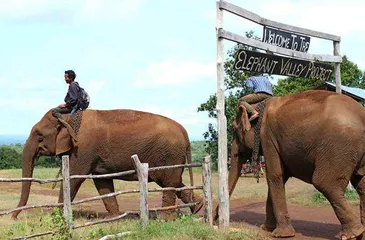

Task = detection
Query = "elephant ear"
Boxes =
[55,119,77,155]
[238,104,251,132]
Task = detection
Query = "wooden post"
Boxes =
[202,156,213,226]
[216,0,229,229]
[131,154,149,229]
[333,41,341,94]
[62,155,73,230]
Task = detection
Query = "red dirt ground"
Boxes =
[4,182,361,240]
[72,196,361,240]
[228,198,360,240]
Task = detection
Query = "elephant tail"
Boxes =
[186,143,194,186]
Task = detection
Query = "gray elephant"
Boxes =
[12,109,203,219]
[215,90,365,240]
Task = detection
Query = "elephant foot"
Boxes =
[104,212,121,219]
[335,225,365,240]
[192,199,204,214]
[272,225,295,238]
[159,211,177,221]
[260,222,276,232]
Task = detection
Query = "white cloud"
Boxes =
[260,0,365,37]
[133,60,215,87]
[0,98,54,110]
[0,0,144,22]
[136,104,211,126]
[76,0,143,22]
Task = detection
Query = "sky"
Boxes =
[0,0,364,141]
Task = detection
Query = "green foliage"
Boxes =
[312,189,359,205]
[190,141,208,162]
[345,189,359,201]
[0,145,22,169]
[0,144,61,169]
[48,207,72,240]
[198,30,365,168]
[274,55,365,96]
[197,30,260,168]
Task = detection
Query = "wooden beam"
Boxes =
[62,155,73,230]
[218,29,342,63]
[202,156,213,227]
[131,154,149,229]
[218,0,341,42]
[216,1,229,229]
[69,163,202,180]
[333,41,342,93]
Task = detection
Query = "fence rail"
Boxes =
[1,155,212,240]
[0,163,202,183]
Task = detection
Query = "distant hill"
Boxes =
[0,135,27,145]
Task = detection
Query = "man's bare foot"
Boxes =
[249,111,259,121]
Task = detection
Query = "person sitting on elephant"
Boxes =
[239,73,273,121]
[52,70,80,120]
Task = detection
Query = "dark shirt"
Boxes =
[64,82,80,108]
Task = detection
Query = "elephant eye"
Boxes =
[35,131,43,141]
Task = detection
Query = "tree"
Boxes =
[0,145,22,169]
[198,32,365,168]
[197,31,260,169]
[274,55,364,96]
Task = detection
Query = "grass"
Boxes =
[2,210,270,240]
[0,167,359,239]
[312,189,360,206]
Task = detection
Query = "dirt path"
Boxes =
[229,198,360,240]
[72,196,359,240]
[3,181,359,239]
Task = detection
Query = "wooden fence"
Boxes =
[0,155,213,240]
[215,0,342,229]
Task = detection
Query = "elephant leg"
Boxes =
[93,178,120,217]
[261,138,295,238]
[213,139,243,221]
[154,174,180,221]
[261,174,289,232]
[350,175,365,225]
[313,170,364,240]
[160,189,177,220]
[176,183,203,214]
[58,178,85,204]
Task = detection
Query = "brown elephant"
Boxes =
[12,109,203,219]
[215,90,365,240]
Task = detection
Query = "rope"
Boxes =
[251,100,268,183]
[68,110,83,135]
[52,111,83,189]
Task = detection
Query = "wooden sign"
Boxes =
[234,49,333,81]
[263,26,311,53]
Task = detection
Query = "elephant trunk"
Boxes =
[12,138,37,219]
[213,139,243,221]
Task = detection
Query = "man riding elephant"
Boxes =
[238,74,273,121]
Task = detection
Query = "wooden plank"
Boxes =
[202,156,213,226]
[12,231,54,240]
[69,163,202,180]
[0,177,62,184]
[73,211,135,229]
[149,203,197,212]
[219,29,342,63]
[216,1,230,229]
[234,49,334,81]
[131,154,149,229]
[0,202,64,217]
[333,41,342,93]
[99,231,134,240]
[218,0,341,41]
[62,155,73,230]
